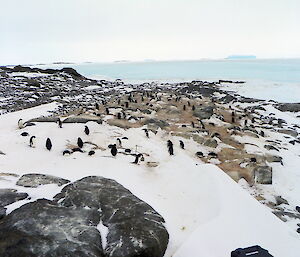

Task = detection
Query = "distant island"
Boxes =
[226,55,256,60]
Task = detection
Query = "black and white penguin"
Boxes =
[95,103,100,110]
[183,105,186,111]
[231,117,235,123]
[133,153,143,164]
[63,150,72,155]
[192,105,195,111]
[117,138,122,148]
[208,152,218,158]
[57,118,62,128]
[72,147,84,153]
[142,129,149,138]
[46,138,52,151]
[84,126,90,135]
[111,144,117,156]
[18,119,25,129]
[21,132,29,137]
[167,140,174,155]
[29,136,36,148]
[105,108,110,115]
[196,151,204,157]
[191,121,195,128]
[179,140,185,149]
[88,150,95,156]
[77,137,84,148]
[250,157,257,163]
[117,113,122,119]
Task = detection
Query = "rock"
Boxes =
[0,199,104,257]
[203,138,218,148]
[277,129,298,138]
[265,155,283,163]
[254,166,272,184]
[264,145,279,152]
[54,176,169,257]
[63,116,103,124]
[275,196,289,206]
[146,162,159,167]
[0,207,6,219]
[276,103,300,112]
[0,189,28,207]
[144,118,169,129]
[219,95,236,104]
[193,106,214,120]
[107,119,133,129]
[16,173,70,188]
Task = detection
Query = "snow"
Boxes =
[8,72,51,78]
[0,103,299,257]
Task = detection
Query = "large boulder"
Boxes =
[193,106,214,120]
[54,176,169,257]
[0,199,104,257]
[254,166,272,184]
[144,118,169,129]
[0,207,5,219]
[16,173,70,188]
[276,103,300,112]
[277,129,298,138]
[0,189,28,207]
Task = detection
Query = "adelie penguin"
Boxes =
[117,138,122,148]
[110,144,117,157]
[84,125,90,135]
[77,137,84,148]
[46,138,52,151]
[29,136,36,148]
[167,140,174,155]
[57,118,62,128]
[142,128,149,138]
[132,153,143,164]
[179,140,185,149]
[18,119,25,129]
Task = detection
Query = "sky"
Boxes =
[0,0,299,65]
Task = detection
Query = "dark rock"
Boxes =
[277,129,298,138]
[0,189,28,207]
[0,207,5,219]
[54,176,169,257]
[276,103,300,112]
[264,145,279,152]
[265,155,283,164]
[63,117,103,124]
[275,196,289,206]
[254,166,272,184]
[0,199,104,257]
[16,173,70,188]
[193,106,214,120]
[219,95,236,104]
[203,138,218,148]
[144,118,169,128]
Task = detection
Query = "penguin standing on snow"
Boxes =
[77,137,84,148]
[29,136,36,148]
[18,119,25,129]
[110,144,117,156]
[133,153,143,164]
[179,140,185,149]
[142,128,149,138]
[117,138,122,148]
[167,140,174,155]
[57,118,62,128]
[46,138,52,151]
[84,125,90,135]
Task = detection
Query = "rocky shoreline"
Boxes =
[0,65,300,255]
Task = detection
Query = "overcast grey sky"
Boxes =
[0,0,299,65]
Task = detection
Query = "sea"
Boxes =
[34,59,300,103]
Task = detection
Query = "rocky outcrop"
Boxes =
[254,166,272,184]
[277,129,298,138]
[0,189,28,206]
[144,118,169,128]
[0,199,104,257]
[276,103,300,112]
[0,176,169,257]
[54,176,169,257]
[16,173,70,188]
[193,106,214,120]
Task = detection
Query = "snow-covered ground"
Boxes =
[0,103,299,256]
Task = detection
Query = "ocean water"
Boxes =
[35,59,300,103]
